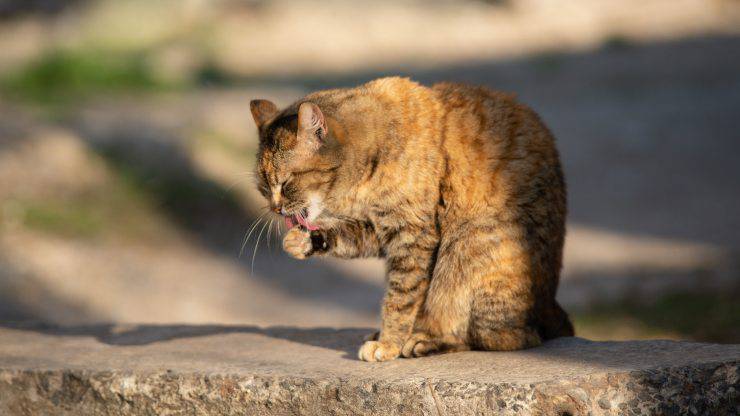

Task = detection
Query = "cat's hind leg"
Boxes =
[401,332,469,358]
[465,231,543,351]
[419,219,543,354]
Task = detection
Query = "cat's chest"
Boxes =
[365,204,425,241]
[336,178,434,236]
[367,209,396,231]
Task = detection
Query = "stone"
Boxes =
[0,323,738,415]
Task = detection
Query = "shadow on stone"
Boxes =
[0,322,371,356]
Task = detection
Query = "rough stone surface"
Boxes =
[0,324,738,415]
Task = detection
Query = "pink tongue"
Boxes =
[285,215,318,231]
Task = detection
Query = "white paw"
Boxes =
[358,340,400,362]
[282,227,312,259]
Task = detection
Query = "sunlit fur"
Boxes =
[250,77,573,362]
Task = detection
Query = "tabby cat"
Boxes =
[249,77,573,362]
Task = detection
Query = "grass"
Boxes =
[0,47,243,106]
[573,290,740,343]
[16,193,162,242]
[11,175,174,242]
[21,200,104,238]
[0,49,176,104]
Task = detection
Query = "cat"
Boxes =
[249,77,573,362]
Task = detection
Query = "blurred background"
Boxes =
[0,0,738,343]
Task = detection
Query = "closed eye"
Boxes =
[281,182,292,196]
[280,174,294,188]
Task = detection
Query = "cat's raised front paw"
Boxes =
[358,340,400,362]
[283,227,313,259]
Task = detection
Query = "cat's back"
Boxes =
[431,81,555,153]
[431,81,564,215]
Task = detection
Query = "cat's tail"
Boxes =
[539,300,575,340]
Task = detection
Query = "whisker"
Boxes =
[266,217,274,260]
[240,213,267,257]
[240,219,262,258]
[220,172,259,197]
[251,220,269,274]
[267,218,280,262]
[224,176,257,193]
[246,212,268,233]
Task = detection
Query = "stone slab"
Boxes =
[0,324,738,415]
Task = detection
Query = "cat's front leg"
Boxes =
[282,227,329,259]
[282,220,380,260]
[358,227,436,362]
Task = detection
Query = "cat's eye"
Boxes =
[280,175,293,187]
[258,184,269,196]
[278,176,292,196]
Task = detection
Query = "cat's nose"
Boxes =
[270,200,285,215]
[270,195,282,214]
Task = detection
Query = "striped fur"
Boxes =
[251,77,573,362]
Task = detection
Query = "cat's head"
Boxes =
[250,99,340,230]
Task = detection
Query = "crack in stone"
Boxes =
[427,380,445,416]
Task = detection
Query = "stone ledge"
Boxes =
[0,324,738,415]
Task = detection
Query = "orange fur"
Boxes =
[251,77,573,362]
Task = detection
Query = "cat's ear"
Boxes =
[250,99,278,128]
[297,102,327,148]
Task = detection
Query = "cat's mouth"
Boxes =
[284,208,319,231]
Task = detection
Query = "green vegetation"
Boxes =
[573,290,740,344]
[21,199,104,238]
[0,49,176,104]
[16,191,163,241]
[12,175,172,242]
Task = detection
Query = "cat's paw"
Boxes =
[283,227,312,259]
[401,333,436,358]
[358,340,400,362]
